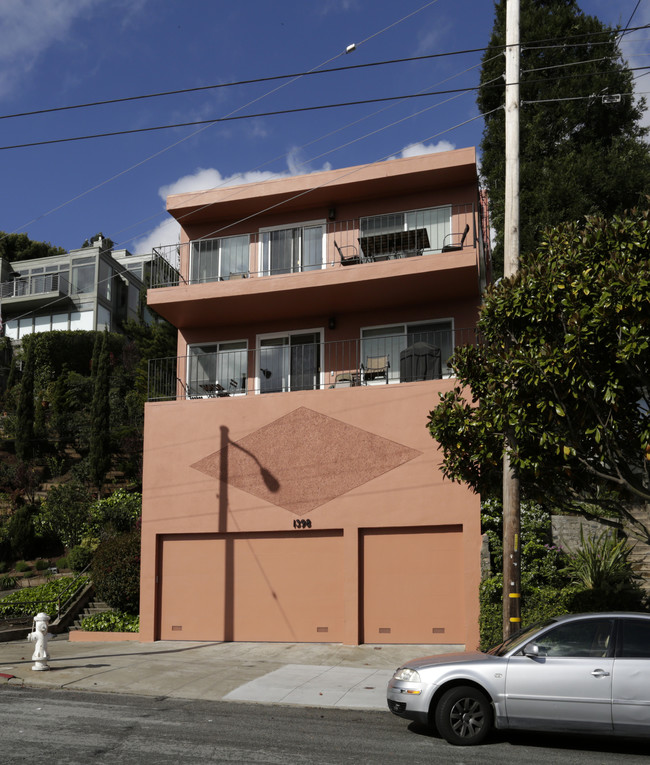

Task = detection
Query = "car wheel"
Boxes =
[434,685,492,746]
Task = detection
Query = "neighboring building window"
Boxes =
[70,310,94,331]
[71,257,96,294]
[190,235,249,283]
[187,341,248,396]
[98,260,113,301]
[260,223,324,276]
[361,320,453,382]
[97,304,111,331]
[360,205,451,254]
[34,316,51,333]
[4,319,18,339]
[258,330,322,393]
[52,313,68,331]
[128,284,140,316]
[18,317,34,338]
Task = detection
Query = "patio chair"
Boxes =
[363,355,390,383]
[441,223,470,252]
[334,240,361,266]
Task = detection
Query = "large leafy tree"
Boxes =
[478,0,650,276]
[0,231,64,262]
[428,208,650,538]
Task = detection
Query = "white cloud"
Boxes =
[389,140,456,160]
[0,0,102,98]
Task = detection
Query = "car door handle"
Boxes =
[591,669,610,678]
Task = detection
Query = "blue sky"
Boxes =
[0,0,648,255]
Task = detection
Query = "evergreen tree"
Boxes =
[478,0,650,276]
[0,231,64,262]
[15,343,35,461]
[89,332,111,490]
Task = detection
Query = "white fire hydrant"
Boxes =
[28,612,53,671]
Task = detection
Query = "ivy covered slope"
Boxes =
[428,208,650,529]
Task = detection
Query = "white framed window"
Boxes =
[361,320,454,383]
[259,221,325,276]
[257,329,323,393]
[187,340,248,397]
[360,205,451,254]
[190,234,249,283]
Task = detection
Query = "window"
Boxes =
[618,619,650,658]
[535,619,614,658]
[360,205,451,254]
[361,320,453,383]
[260,223,324,275]
[98,260,113,301]
[258,331,322,393]
[187,341,248,397]
[190,235,249,283]
[97,304,112,331]
[70,310,94,331]
[71,257,96,294]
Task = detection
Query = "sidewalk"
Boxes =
[0,635,461,710]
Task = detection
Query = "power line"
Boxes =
[5,64,649,154]
[2,24,647,124]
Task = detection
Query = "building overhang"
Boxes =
[166,148,478,227]
[147,250,480,329]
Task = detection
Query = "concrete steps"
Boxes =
[71,599,112,631]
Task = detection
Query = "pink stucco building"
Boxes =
[140,147,489,647]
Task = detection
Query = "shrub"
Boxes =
[66,545,93,573]
[80,610,139,633]
[15,560,31,572]
[92,530,140,614]
[0,575,18,591]
[35,559,50,571]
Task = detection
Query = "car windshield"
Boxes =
[485,618,557,657]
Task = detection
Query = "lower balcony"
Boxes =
[147,328,478,401]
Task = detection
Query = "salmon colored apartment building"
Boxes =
[140,147,489,647]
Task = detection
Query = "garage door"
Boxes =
[362,526,464,644]
[158,532,344,642]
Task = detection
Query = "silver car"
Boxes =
[387,612,650,746]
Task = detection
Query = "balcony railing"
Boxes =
[149,203,478,289]
[147,328,478,401]
[0,273,71,300]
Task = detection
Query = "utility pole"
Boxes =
[502,0,521,639]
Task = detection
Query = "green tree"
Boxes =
[37,482,93,549]
[427,208,650,536]
[14,342,35,461]
[89,332,111,490]
[478,0,650,276]
[0,231,64,262]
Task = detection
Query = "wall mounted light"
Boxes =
[328,317,336,330]
[328,207,336,221]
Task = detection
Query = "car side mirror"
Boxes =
[523,642,545,658]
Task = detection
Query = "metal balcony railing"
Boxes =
[149,203,478,289]
[147,328,479,401]
[0,273,71,300]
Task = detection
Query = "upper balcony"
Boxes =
[0,273,74,312]
[148,202,488,329]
